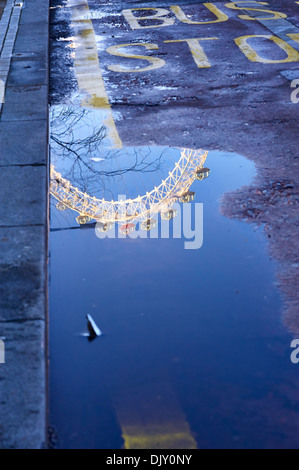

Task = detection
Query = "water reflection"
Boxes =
[49,0,299,450]
[115,382,197,449]
[221,177,299,337]
[50,106,210,231]
[50,149,209,227]
[51,149,296,449]
[49,91,299,451]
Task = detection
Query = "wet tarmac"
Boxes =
[49,0,299,449]
[0,1,6,20]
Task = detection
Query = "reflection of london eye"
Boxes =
[50,148,210,232]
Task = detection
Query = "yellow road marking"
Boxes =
[122,7,175,30]
[106,43,166,73]
[287,33,299,44]
[225,1,287,20]
[69,0,122,148]
[170,4,229,24]
[235,34,299,63]
[115,382,197,449]
[165,37,219,68]
[122,430,197,450]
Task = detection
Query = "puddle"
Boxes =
[49,0,299,449]
[49,141,297,448]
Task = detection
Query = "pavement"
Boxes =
[0,0,49,449]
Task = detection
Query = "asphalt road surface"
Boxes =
[49,0,299,449]
[50,0,299,368]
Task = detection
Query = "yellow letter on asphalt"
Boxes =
[235,35,299,63]
[225,1,287,20]
[106,43,166,73]
[164,38,219,68]
[170,4,228,24]
[122,8,174,29]
[286,33,299,45]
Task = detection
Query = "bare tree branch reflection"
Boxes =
[50,106,164,197]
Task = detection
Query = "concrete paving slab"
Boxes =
[0,272,46,322]
[13,21,49,55]
[19,0,50,26]
[0,85,48,121]
[0,320,46,449]
[0,225,46,266]
[0,120,48,166]
[0,165,47,226]
[7,58,47,87]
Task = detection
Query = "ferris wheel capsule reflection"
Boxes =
[141,218,157,231]
[179,191,195,203]
[96,221,114,233]
[161,209,178,221]
[120,223,136,235]
[195,167,210,180]
[56,202,67,211]
[76,215,92,225]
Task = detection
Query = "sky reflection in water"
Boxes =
[49,148,299,449]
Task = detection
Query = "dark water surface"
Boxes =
[49,0,299,449]
[49,150,298,449]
